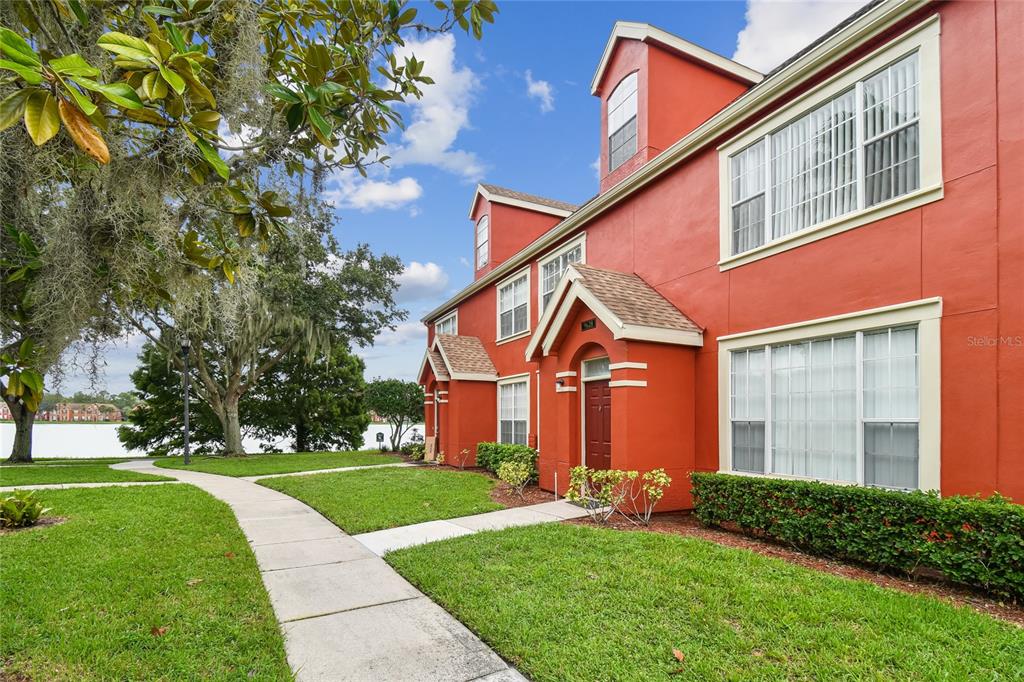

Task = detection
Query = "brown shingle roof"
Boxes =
[426,348,450,380]
[480,184,579,213]
[435,334,497,376]
[571,264,702,333]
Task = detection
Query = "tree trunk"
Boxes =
[390,420,402,451]
[5,398,35,463]
[295,417,308,453]
[223,393,244,456]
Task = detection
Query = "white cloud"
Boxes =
[733,0,869,73]
[395,261,449,303]
[590,156,601,180]
[323,174,423,211]
[374,322,427,347]
[525,70,555,113]
[459,256,471,269]
[388,34,485,181]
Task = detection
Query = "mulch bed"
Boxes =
[0,516,67,536]
[568,511,1024,627]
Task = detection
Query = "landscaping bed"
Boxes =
[0,462,170,486]
[259,466,503,533]
[388,523,1024,681]
[154,449,401,477]
[0,485,289,680]
[569,511,1024,627]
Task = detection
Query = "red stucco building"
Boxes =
[419,0,1023,510]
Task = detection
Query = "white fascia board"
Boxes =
[450,372,498,382]
[469,184,573,219]
[615,325,704,347]
[590,21,762,95]
[423,0,930,326]
[540,280,625,357]
[524,266,583,360]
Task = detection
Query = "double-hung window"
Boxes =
[435,311,457,336]
[721,17,941,266]
[475,216,489,269]
[539,237,585,313]
[497,271,529,340]
[729,325,919,489]
[607,72,638,172]
[498,378,528,445]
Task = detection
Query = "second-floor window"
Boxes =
[475,215,490,269]
[497,272,529,340]
[607,72,638,172]
[435,311,457,336]
[539,237,584,312]
[730,52,920,256]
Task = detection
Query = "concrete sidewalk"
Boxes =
[241,461,420,482]
[0,480,183,492]
[111,460,525,682]
[355,500,590,556]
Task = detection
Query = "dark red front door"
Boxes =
[585,380,611,470]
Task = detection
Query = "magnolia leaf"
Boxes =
[158,63,185,95]
[0,89,31,131]
[233,211,256,237]
[58,97,110,163]
[285,103,303,131]
[190,109,220,131]
[306,106,332,142]
[97,32,154,62]
[23,90,59,145]
[222,261,235,283]
[194,137,228,179]
[265,83,300,103]
[125,107,166,125]
[0,27,41,66]
[50,53,99,77]
[0,58,43,84]
[95,82,144,109]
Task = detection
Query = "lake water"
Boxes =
[0,422,424,459]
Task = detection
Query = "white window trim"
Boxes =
[581,356,611,382]
[718,15,943,270]
[435,310,458,336]
[536,233,587,315]
[717,297,942,492]
[496,373,531,444]
[495,266,531,344]
[475,215,490,270]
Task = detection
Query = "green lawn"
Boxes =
[388,524,1024,681]
[154,449,401,477]
[0,462,170,486]
[259,467,503,533]
[0,486,290,680]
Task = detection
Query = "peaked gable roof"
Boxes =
[469,183,579,218]
[526,263,703,359]
[434,334,498,381]
[418,347,451,383]
[591,21,762,95]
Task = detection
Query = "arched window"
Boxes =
[607,72,638,172]
[475,215,489,269]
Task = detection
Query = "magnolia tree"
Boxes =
[364,378,423,451]
[0,0,497,461]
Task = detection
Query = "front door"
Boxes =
[585,380,611,469]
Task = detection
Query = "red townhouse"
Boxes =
[419,0,1023,510]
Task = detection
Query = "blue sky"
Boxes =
[63,0,866,394]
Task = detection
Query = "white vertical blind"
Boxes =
[731,326,919,489]
[498,274,528,339]
[729,51,920,256]
[499,380,528,444]
[435,314,457,336]
[475,216,489,269]
[540,243,583,311]
[608,72,638,172]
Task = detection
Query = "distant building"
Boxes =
[0,401,123,422]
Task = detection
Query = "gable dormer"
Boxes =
[592,22,762,193]
[468,184,578,280]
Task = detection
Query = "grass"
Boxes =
[0,486,290,680]
[387,523,1024,681]
[259,467,503,533]
[154,449,402,477]
[0,462,170,486]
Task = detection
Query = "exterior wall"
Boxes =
[424,1,1023,506]
[470,196,562,281]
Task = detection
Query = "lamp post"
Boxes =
[180,338,191,465]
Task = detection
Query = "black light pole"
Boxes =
[180,338,191,465]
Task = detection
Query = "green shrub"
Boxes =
[691,472,1024,601]
[1,490,50,528]
[475,442,537,476]
[565,466,672,524]
[497,460,531,498]
[402,442,425,460]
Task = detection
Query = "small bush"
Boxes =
[691,472,1024,601]
[1,490,50,528]
[402,442,425,460]
[565,466,672,524]
[497,460,531,498]
[476,442,537,477]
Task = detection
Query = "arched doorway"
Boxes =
[580,356,612,470]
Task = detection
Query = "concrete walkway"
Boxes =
[241,461,420,482]
[355,501,590,556]
[111,460,525,682]
[0,480,183,492]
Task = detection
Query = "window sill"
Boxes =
[718,183,944,271]
[495,329,531,346]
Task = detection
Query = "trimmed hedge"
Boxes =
[476,442,537,476]
[691,472,1024,601]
